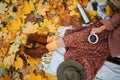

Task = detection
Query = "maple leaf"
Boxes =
[22,0,35,14]
[46,24,57,34]
[36,2,49,16]
[105,5,113,16]
[6,18,23,32]
[3,54,15,69]
[0,2,7,14]
[8,44,20,54]
[20,33,27,45]
[13,57,24,69]
[40,19,52,28]
[67,0,79,10]
[22,22,39,35]
[28,73,47,80]
[39,19,58,34]
[0,73,12,80]
[27,56,41,65]
[1,27,8,33]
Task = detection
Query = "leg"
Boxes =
[23,46,49,58]
[26,33,47,45]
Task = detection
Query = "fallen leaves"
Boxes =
[0,0,113,80]
[22,0,35,14]
[3,54,15,69]
[13,57,24,69]
[0,2,7,14]
[22,22,39,35]
[6,18,24,32]
[8,44,19,54]
[28,73,47,80]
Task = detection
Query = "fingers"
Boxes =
[90,27,102,34]
[90,28,97,34]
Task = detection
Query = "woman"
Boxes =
[92,0,120,79]
[23,0,120,80]
[24,21,110,80]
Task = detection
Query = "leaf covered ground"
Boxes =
[0,0,113,80]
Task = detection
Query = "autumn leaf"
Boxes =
[86,10,98,22]
[67,0,79,10]
[105,5,113,16]
[39,18,59,34]
[27,56,41,65]
[1,27,8,33]
[13,57,24,69]
[3,54,15,69]
[8,44,20,54]
[28,73,47,80]
[6,18,23,32]
[0,2,7,14]
[22,22,39,35]
[36,2,49,16]
[0,73,12,80]
[22,0,35,14]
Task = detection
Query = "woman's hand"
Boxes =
[90,25,106,34]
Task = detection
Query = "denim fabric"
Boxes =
[94,61,120,80]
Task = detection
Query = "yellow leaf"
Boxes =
[6,18,23,32]
[28,73,47,80]
[8,44,19,54]
[86,10,98,22]
[1,27,8,33]
[0,2,7,14]
[22,22,39,35]
[40,19,52,28]
[67,0,79,10]
[36,3,49,16]
[13,57,24,69]
[70,10,80,18]
[3,54,15,69]
[22,0,35,14]
[45,72,57,80]
[27,56,41,65]
[46,24,57,34]
[105,5,113,16]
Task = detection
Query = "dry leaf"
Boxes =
[13,57,24,69]
[0,2,7,14]
[22,22,39,35]
[3,54,15,69]
[8,44,20,54]
[0,73,12,80]
[36,3,49,16]
[28,73,47,80]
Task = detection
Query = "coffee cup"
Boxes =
[88,34,99,44]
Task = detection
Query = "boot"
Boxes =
[23,46,49,58]
[26,33,47,45]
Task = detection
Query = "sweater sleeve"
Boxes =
[100,13,120,31]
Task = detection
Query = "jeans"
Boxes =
[94,61,120,80]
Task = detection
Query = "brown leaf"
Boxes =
[0,73,12,80]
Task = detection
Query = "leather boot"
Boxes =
[23,46,49,58]
[26,33,47,45]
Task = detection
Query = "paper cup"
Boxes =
[88,34,99,44]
